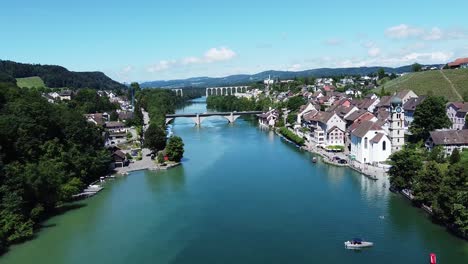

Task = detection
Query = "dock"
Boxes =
[72,184,104,200]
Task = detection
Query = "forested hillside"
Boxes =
[0,75,111,253]
[0,60,125,90]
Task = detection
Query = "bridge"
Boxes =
[171,89,183,96]
[206,86,249,97]
[165,111,262,126]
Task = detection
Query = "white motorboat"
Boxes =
[344,238,373,249]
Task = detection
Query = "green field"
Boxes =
[379,69,468,101]
[16,76,46,88]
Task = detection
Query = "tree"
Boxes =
[110,111,119,121]
[412,63,422,72]
[450,148,461,164]
[413,161,443,206]
[410,96,451,142]
[166,136,184,162]
[157,152,165,164]
[286,112,298,125]
[286,96,305,112]
[377,68,386,79]
[144,124,166,152]
[388,146,423,190]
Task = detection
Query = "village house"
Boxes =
[297,102,319,124]
[58,90,72,101]
[351,94,380,113]
[403,96,426,126]
[302,111,346,146]
[84,112,110,126]
[447,57,468,69]
[394,90,418,104]
[350,120,392,164]
[446,102,468,130]
[258,109,280,128]
[426,129,468,156]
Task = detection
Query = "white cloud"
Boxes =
[386,24,467,41]
[147,60,176,72]
[385,24,424,39]
[204,47,236,62]
[423,27,443,40]
[147,47,237,73]
[287,64,302,71]
[368,47,381,57]
[361,41,381,57]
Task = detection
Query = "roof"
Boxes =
[59,90,72,96]
[403,96,426,111]
[376,96,393,107]
[370,132,385,143]
[112,150,126,159]
[118,111,134,120]
[345,109,368,122]
[105,121,125,128]
[429,130,468,145]
[302,110,319,122]
[327,125,344,133]
[355,98,377,110]
[448,102,468,113]
[448,57,468,67]
[395,90,413,100]
[376,108,390,121]
[328,105,356,118]
[351,120,383,138]
[308,111,335,124]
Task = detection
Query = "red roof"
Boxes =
[448,57,468,67]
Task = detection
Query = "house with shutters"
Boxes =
[446,102,468,130]
[302,111,346,146]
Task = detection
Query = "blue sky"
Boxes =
[2,0,468,82]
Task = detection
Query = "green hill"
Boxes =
[16,76,46,88]
[0,60,125,90]
[379,69,468,101]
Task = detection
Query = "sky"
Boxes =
[2,0,468,82]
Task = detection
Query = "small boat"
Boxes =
[430,253,437,264]
[344,238,373,249]
[311,157,317,163]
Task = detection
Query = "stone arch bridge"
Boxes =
[165,111,262,126]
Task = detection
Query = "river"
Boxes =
[1,97,467,264]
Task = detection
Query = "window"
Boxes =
[397,130,400,135]
[364,137,368,149]
[397,138,400,143]
[382,141,386,151]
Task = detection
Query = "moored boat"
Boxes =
[311,157,317,163]
[344,238,373,249]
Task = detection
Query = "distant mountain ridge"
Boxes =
[0,60,126,90]
[141,64,442,88]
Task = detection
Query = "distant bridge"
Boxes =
[206,86,249,97]
[166,111,262,126]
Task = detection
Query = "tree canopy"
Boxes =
[0,79,111,253]
[166,136,184,162]
[410,96,451,142]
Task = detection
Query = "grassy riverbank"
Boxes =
[278,127,305,146]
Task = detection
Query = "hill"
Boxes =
[0,60,125,90]
[380,69,468,101]
[140,64,441,88]
[16,76,46,88]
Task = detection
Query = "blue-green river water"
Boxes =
[1,98,467,263]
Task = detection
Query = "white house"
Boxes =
[446,102,468,130]
[258,109,279,128]
[297,102,318,124]
[303,111,346,146]
[350,120,392,164]
[426,129,468,156]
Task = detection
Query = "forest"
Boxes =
[206,95,273,112]
[0,76,111,253]
[0,60,126,90]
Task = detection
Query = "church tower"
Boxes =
[388,97,405,153]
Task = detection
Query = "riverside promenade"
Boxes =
[304,141,388,180]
